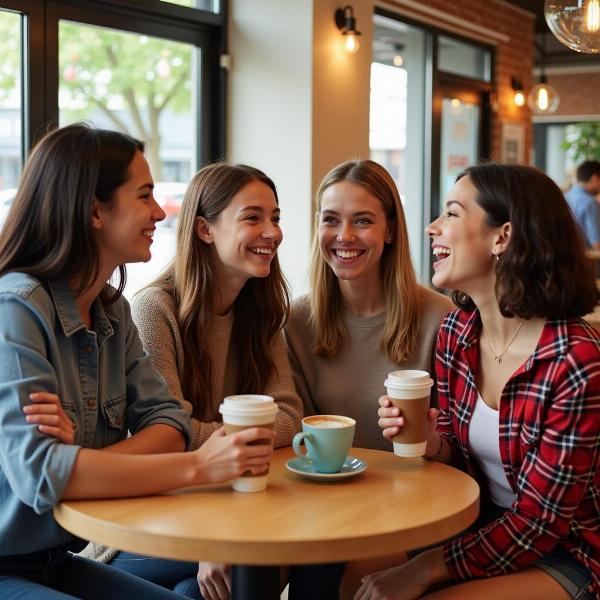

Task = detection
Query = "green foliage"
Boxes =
[561,122,600,162]
[0,12,20,101]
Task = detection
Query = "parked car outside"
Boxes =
[0,188,18,232]
[153,182,188,227]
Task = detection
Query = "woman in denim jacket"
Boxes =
[0,124,275,600]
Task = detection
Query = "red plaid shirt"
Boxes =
[436,308,600,595]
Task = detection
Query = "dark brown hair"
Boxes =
[0,123,144,301]
[453,163,599,318]
[152,163,289,417]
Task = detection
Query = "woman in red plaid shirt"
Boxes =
[358,164,599,600]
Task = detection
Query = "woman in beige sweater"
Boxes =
[111,163,302,600]
[284,159,451,598]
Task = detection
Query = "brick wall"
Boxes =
[543,70,600,117]
[384,0,536,161]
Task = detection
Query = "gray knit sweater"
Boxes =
[284,286,452,451]
[131,286,303,450]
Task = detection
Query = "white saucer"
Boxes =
[285,455,367,481]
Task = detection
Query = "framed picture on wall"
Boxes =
[501,122,525,164]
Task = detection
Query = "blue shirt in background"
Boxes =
[0,272,191,557]
[565,184,600,248]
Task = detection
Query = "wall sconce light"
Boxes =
[545,0,600,53]
[393,43,405,67]
[335,5,362,54]
[511,77,526,107]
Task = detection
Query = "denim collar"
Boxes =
[47,280,117,342]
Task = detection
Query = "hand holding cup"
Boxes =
[378,398,441,456]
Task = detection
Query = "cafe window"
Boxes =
[0,0,224,297]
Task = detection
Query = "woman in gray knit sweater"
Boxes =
[108,164,302,600]
[284,159,451,598]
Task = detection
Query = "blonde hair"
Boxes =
[309,159,420,363]
[152,163,289,417]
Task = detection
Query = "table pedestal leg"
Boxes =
[231,565,280,600]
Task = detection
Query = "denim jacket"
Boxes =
[0,273,191,556]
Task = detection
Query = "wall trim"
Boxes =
[375,0,511,45]
[533,114,600,123]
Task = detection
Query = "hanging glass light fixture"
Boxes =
[528,33,560,115]
[545,0,600,53]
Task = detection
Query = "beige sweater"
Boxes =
[284,286,452,451]
[131,286,303,449]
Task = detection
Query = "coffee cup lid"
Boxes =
[219,395,278,417]
[384,370,433,390]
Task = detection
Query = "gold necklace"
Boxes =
[484,319,526,364]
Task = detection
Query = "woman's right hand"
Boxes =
[197,562,231,600]
[377,396,441,456]
[23,392,75,444]
[193,426,275,484]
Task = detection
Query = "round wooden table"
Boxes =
[55,447,479,600]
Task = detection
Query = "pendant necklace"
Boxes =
[484,318,526,365]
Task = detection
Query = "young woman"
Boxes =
[364,164,599,600]
[284,159,451,597]
[0,124,275,600]
[108,162,302,600]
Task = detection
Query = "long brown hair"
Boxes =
[453,163,599,317]
[309,159,420,362]
[153,164,289,417]
[0,123,144,301]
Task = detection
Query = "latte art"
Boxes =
[309,419,346,428]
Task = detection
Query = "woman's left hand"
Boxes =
[354,549,447,600]
[23,392,75,444]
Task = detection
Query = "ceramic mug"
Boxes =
[292,415,356,473]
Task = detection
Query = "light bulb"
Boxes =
[545,0,600,53]
[344,33,360,54]
[514,90,526,107]
[537,86,549,111]
[393,54,404,67]
[527,82,560,114]
[587,0,600,31]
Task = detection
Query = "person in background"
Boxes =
[565,160,600,250]
[366,163,599,600]
[285,159,451,598]
[106,163,302,600]
[0,124,275,600]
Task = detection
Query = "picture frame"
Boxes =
[500,122,525,164]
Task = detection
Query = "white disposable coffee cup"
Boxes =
[218,395,278,492]
[384,370,433,457]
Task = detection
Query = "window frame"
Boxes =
[0,0,225,164]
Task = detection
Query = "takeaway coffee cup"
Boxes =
[292,415,356,473]
[218,394,278,492]
[384,370,433,457]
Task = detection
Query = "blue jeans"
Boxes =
[110,551,203,599]
[0,543,185,599]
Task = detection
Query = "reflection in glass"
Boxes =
[370,15,426,280]
[438,36,491,81]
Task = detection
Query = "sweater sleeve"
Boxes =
[131,288,219,450]
[265,331,303,447]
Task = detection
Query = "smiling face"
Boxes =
[202,179,282,288]
[318,181,391,286]
[426,175,503,294]
[93,150,165,270]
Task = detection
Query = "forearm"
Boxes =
[62,447,196,499]
[417,546,451,587]
[102,424,185,455]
